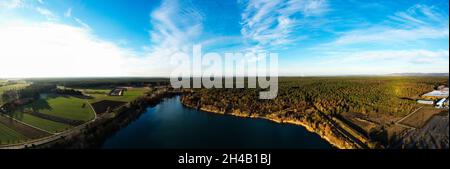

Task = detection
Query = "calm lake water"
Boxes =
[101,96,331,149]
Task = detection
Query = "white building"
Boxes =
[435,98,447,108]
[422,87,449,98]
[417,100,434,105]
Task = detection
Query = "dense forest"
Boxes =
[181,76,448,147]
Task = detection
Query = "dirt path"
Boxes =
[395,106,423,129]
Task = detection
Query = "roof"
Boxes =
[417,100,434,104]
[422,88,449,97]
[436,98,447,105]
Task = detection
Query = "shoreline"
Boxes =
[23,89,181,149]
[180,97,363,149]
[5,88,363,149]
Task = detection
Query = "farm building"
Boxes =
[437,85,447,90]
[417,99,434,105]
[422,87,449,99]
[109,88,125,96]
[435,98,448,108]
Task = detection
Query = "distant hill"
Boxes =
[386,73,449,76]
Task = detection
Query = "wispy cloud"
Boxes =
[282,49,449,76]
[35,7,57,21]
[240,0,328,51]
[149,0,203,52]
[0,0,23,9]
[64,7,72,17]
[327,26,448,46]
[324,49,449,65]
[74,17,90,30]
[325,4,448,46]
[1,0,53,21]
[301,3,450,75]
[128,0,206,76]
[1,1,447,77]
[389,4,446,26]
[0,0,207,78]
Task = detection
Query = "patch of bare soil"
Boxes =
[91,100,126,114]
[400,113,449,149]
[400,106,446,128]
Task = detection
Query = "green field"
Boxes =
[3,87,145,135]
[0,123,27,144]
[1,86,148,142]
[21,94,95,121]
[8,94,96,133]
[10,112,71,133]
[84,88,149,103]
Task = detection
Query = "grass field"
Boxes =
[0,123,27,144]
[20,94,95,122]
[2,87,145,137]
[8,94,95,133]
[85,87,149,103]
[10,112,72,133]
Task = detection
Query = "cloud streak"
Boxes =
[74,17,91,30]
[121,0,206,76]
[0,1,448,77]
[0,0,207,78]
[64,7,72,17]
[0,0,23,9]
[149,0,203,52]
[324,49,449,64]
[240,0,328,51]
[327,26,448,46]
[35,7,57,21]
[325,4,449,46]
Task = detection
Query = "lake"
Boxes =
[101,96,331,149]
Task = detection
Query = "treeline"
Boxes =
[0,81,19,87]
[55,88,83,96]
[25,78,170,88]
[1,83,56,103]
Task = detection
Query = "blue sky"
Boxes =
[0,0,448,77]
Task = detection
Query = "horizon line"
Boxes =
[2,72,449,79]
